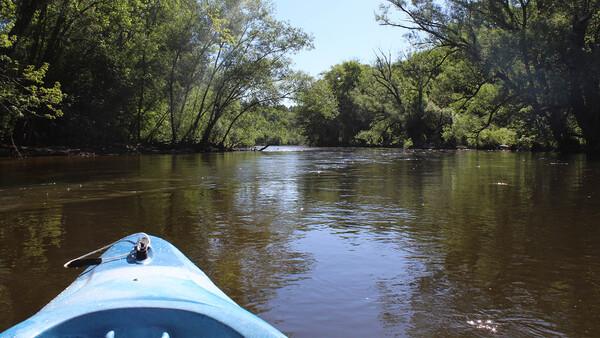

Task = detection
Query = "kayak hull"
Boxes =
[2,234,284,337]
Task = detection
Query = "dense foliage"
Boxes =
[0,0,311,150]
[382,0,600,153]
[296,0,600,153]
[296,54,455,148]
[3,0,599,153]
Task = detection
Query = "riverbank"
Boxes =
[0,143,274,158]
[0,144,200,158]
[0,143,510,158]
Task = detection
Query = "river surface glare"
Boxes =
[0,148,599,336]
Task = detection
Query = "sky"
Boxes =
[271,0,410,77]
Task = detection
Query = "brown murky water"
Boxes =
[1,148,599,336]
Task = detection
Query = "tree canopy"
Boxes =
[2,0,598,154]
[0,0,312,151]
[377,0,600,153]
[294,0,600,153]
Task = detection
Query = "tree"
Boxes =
[295,78,340,146]
[324,61,373,145]
[180,0,311,150]
[0,0,64,148]
[372,48,452,146]
[1,0,312,150]
[380,0,600,152]
[296,61,381,147]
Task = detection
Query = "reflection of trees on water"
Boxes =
[1,151,599,335]
[121,153,315,315]
[0,208,66,328]
[0,153,315,329]
[199,152,315,314]
[369,152,600,336]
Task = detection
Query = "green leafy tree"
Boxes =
[324,61,374,145]
[379,0,600,152]
[0,0,65,147]
[297,61,378,146]
[1,0,312,150]
[187,0,311,150]
[372,49,451,147]
[295,79,340,146]
[254,105,302,145]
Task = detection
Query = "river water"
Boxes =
[0,148,599,336]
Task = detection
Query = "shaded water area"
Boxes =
[1,148,599,336]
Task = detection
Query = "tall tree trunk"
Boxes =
[169,51,181,145]
[136,51,147,143]
[569,10,600,153]
[199,111,219,149]
[183,47,223,143]
[218,101,260,148]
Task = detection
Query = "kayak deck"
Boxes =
[3,234,284,337]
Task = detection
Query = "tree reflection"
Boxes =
[369,152,600,336]
[1,151,599,335]
[0,208,65,328]
[0,153,315,330]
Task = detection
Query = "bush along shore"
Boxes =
[0,143,239,158]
